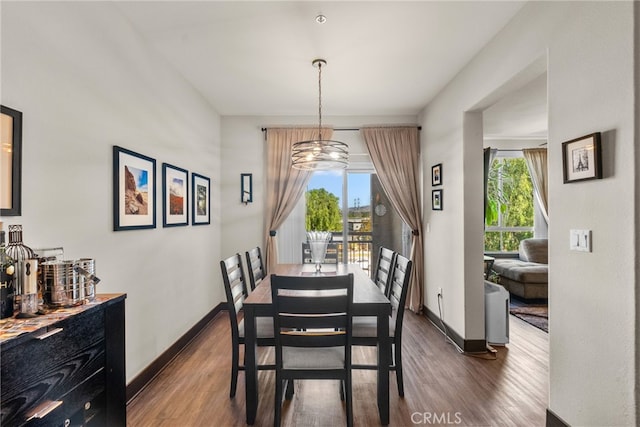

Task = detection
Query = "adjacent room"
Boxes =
[1,2,637,427]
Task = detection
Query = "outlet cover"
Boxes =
[570,229,592,252]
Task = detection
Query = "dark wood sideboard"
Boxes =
[0,294,126,427]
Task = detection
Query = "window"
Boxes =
[485,153,534,252]
[306,171,374,273]
[306,171,344,233]
[278,130,410,268]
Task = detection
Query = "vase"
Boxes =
[307,231,332,273]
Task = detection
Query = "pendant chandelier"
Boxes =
[291,59,348,170]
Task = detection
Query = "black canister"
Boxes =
[0,285,14,319]
[0,227,15,318]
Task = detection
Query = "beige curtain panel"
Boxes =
[361,126,424,313]
[522,148,548,223]
[264,127,333,272]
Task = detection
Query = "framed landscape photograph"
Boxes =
[162,163,188,227]
[1,105,22,216]
[192,173,211,225]
[113,146,156,231]
[562,132,602,183]
[431,163,442,186]
[432,189,443,211]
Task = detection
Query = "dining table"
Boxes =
[243,263,392,425]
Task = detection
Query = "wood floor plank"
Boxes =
[127,310,548,426]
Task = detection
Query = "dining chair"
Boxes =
[373,247,396,297]
[220,253,275,398]
[352,253,413,397]
[301,242,339,264]
[245,246,266,291]
[270,273,354,427]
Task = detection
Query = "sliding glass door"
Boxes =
[278,130,409,273]
[304,170,406,277]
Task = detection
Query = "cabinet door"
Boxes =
[104,299,126,426]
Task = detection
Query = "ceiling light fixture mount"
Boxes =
[315,14,327,24]
[291,59,348,170]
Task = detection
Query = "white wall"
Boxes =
[1,2,223,383]
[547,3,635,424]
[220,115,417,263]
[421,1,636,425]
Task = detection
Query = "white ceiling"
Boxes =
[115,1,530,119]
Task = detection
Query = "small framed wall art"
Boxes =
[432,189,443,211]
[113,146,156,231]
[1,105,22,216]
[192,173,211,225]
[562,132,602,183]
[162,163,189,227]
[241,173,253,204]
[431,163,442,186]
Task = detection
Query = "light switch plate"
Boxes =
[570,229,592,252]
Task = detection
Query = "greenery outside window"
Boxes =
[485,153,534,252]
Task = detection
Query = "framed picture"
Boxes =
[113,146,156,231]
[1,105,23,216]
[431,163,442,186]
[241,173,253,204]
[162,163,189,227]
[432,189,443,211]
[192,173,210,225]
[562,132,602,183]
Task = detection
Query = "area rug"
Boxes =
[509,299,548,333]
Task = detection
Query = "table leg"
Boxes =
[377,311,390,425]
[245,307,258,425]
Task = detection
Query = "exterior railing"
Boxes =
[331,231,373,276]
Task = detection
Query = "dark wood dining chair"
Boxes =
[352,254,413,397]
[301,242,339,264]
[270,273,354,427]
[373,247,396,297]
[220,253,274,398]
[245,246,266,291]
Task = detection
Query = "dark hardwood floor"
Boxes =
[127,310,548,426]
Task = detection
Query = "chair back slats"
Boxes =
[388,254,412,320]
[281,331,348,348]
[220,254,249,319]
[374,247,396,296]
[271,273,353,352]
[245,247,266,291]
[278,311,347,331]
[277,294,349,315]
[302,242,339,264]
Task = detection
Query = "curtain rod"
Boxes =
[261,126,421,132]
[495,146,548,152]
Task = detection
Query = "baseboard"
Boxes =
[546,409,569,427]
[126,303,225,403]
[424,307,487,353]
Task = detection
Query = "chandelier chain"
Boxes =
[318,61,322,140]
[290,58,348,170]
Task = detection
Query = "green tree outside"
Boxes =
[485,158,534,251]
[306,188,343,232]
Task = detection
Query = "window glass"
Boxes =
[485,155,534,252]
[306,171,343,232]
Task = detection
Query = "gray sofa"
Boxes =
[491,238,548,300]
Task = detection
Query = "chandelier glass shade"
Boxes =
[291,59,348,170]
